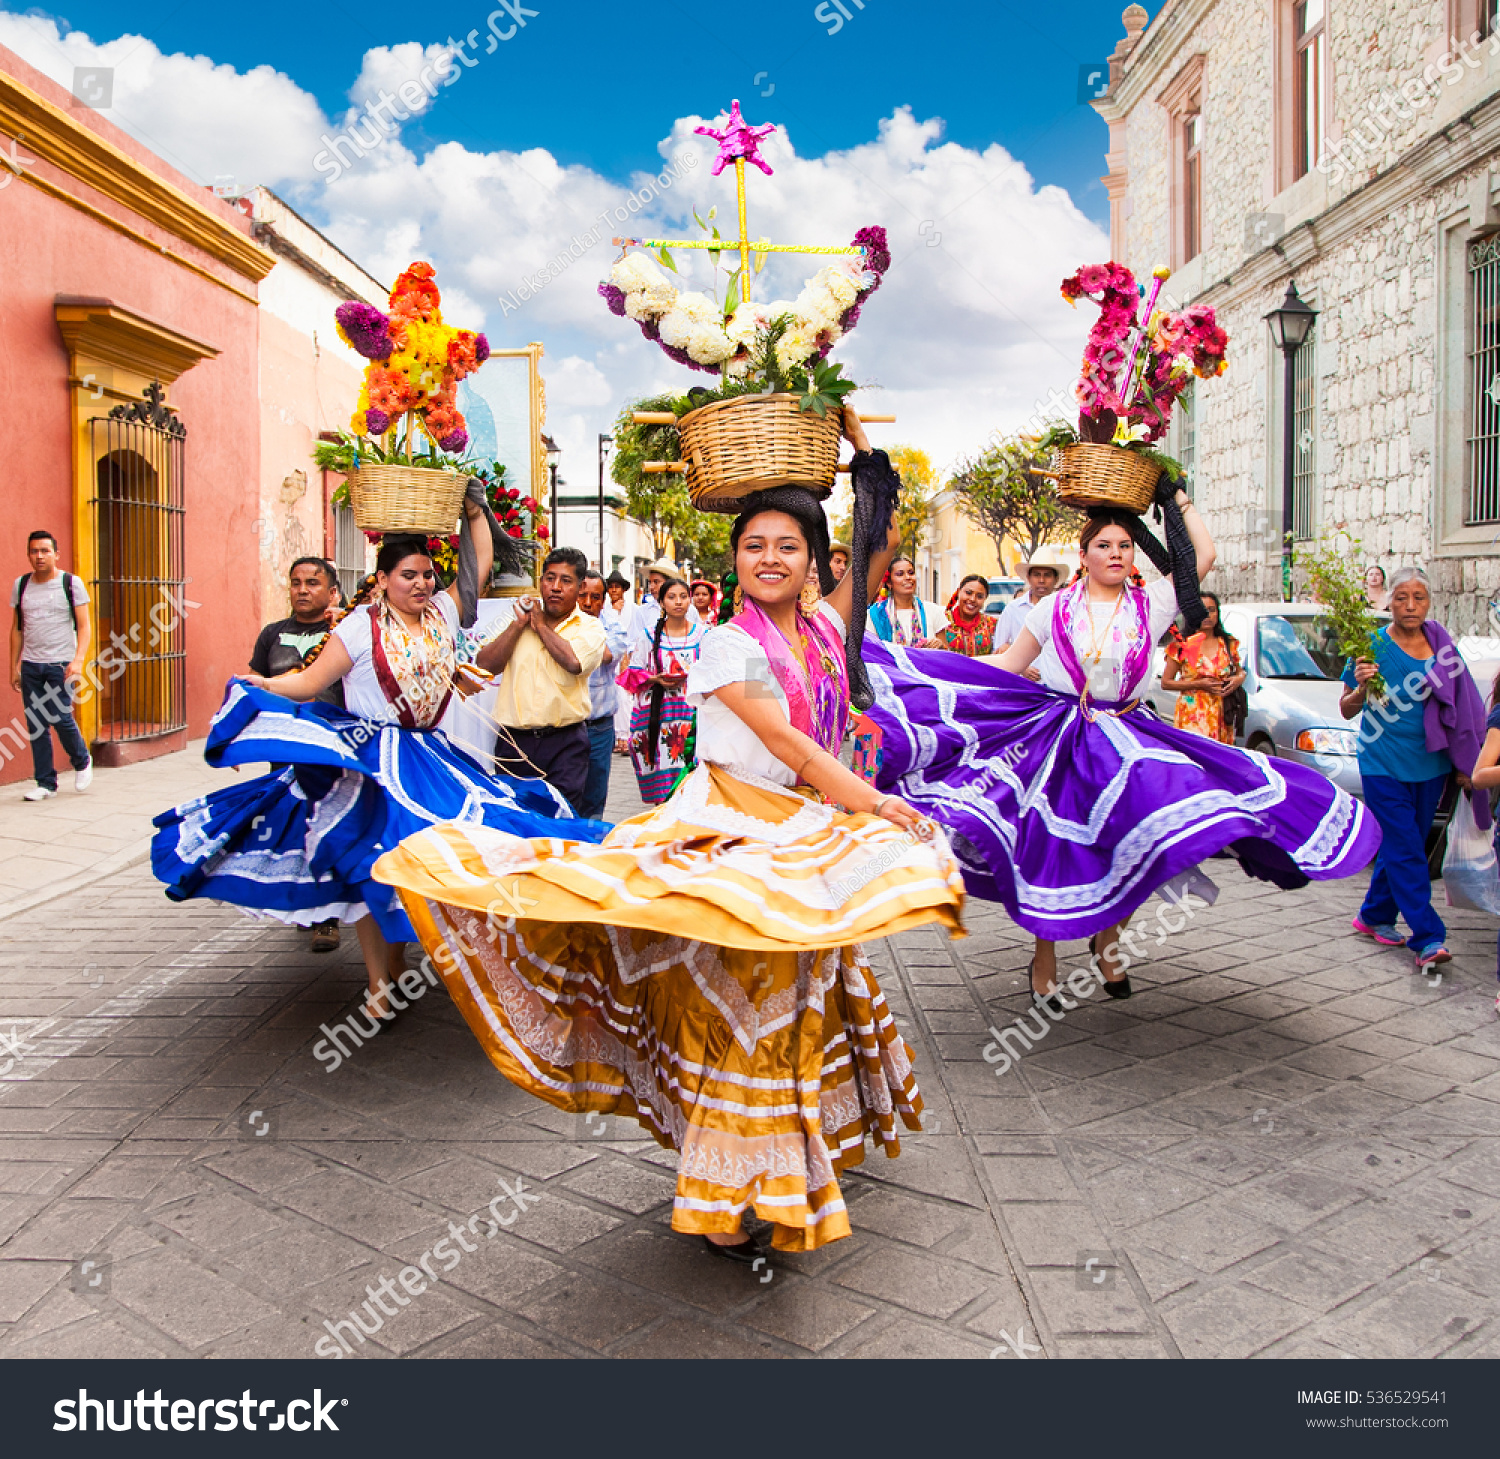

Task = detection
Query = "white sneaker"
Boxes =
[23,786,56,801]
[74,759,93,792]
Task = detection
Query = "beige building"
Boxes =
[915,490,1010,604]
[1092,1,1500,629]
[246,187,387,609]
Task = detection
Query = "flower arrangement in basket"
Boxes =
[317,262,493,534]
[1037,262,1229,514]
[597,100,892,512]
[357,462,548,584]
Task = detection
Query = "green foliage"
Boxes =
[611,395,693,558]
[797,358,857,418]
[1299,532,1387,699]
[950,435,1084,562]
[886,444,938,556]
[313,431,487,507]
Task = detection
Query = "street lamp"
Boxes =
[597,433,613,572]
[542,435,561,552]
[1264,281,1317,602]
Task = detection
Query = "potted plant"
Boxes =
[1036,263,1229,513]
[322,261,492,533]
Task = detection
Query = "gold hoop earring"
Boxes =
[800,579,820,613]
[732,585,744,613]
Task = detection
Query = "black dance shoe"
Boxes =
[1102,975,1133,1000]
[701,1232,766,1266]
[1028,960,1066,1016]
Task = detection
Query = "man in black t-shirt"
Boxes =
[250,557,345,707]
[249,557,344,951]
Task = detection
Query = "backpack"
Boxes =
[13,572,79,635]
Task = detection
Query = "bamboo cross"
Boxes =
[612,100,863,304]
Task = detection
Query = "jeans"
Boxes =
[20,661,90,791]
[1359,772,1448,951]
[580,716,614,821]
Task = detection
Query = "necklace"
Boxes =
[1080,586,1127,677]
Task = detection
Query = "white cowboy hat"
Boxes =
[645,557,680,578]
[1024,545,1069,574]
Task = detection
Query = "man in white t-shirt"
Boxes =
[9,530,93,800]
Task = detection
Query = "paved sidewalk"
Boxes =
[0,758,1496,1360]
[0,745,253,922]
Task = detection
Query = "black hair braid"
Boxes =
[846,450,901,711]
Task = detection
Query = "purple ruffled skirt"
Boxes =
[864,641,1381,941]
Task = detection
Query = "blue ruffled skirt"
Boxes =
[864,641,1381,941]
[152,682,608,941]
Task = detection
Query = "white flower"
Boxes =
[775,323,819,371]
[815,265,859,309]
[672,290,721,326]
[723,352,753,379]
[611,254,667,293]
[725,302,769,346]
[624,282,676,321]
[686,323,735,365]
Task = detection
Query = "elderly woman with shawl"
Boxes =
[1341,566,1487,973]
[372,418,964,1261]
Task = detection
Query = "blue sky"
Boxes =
[18,0,1143,225]
[1,3,1151,467]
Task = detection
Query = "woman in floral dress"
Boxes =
[1160,591,1244,744]
[923,575,998,657]
[620,577,711,802]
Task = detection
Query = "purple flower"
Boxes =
[438,428,469,452]
[851,225,891,277]
[598,283,627,317]
[364,407,391,435]
[335,301,393,361]
[474,334,490,364]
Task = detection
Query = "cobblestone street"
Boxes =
[0,760,1497,1361]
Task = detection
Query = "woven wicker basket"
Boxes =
[678,394,842,513]
[1045,443,1163,514]
[348,465,469,534]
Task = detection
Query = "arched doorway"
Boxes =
[88,384,187,743]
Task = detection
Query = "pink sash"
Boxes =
[732,597,849,754]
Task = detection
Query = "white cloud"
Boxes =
[0,16,1110,479]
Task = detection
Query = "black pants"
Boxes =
[497,722,590,817]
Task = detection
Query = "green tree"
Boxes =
[887,443,938,556]
[611,394,694,559]
[949,436,1083,564]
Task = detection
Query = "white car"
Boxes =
[1145,601,1499,799]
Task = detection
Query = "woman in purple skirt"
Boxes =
[863,481,1380,1012]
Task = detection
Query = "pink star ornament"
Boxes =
[694,100,776,177]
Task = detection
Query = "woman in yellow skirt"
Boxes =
[373,423,964,1260]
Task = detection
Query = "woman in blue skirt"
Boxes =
[153,525,604,1023]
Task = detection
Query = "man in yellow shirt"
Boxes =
[477,547,606,817]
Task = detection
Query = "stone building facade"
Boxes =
[1093,1,1500,629]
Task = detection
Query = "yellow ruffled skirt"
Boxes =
[372,763,965,1250]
